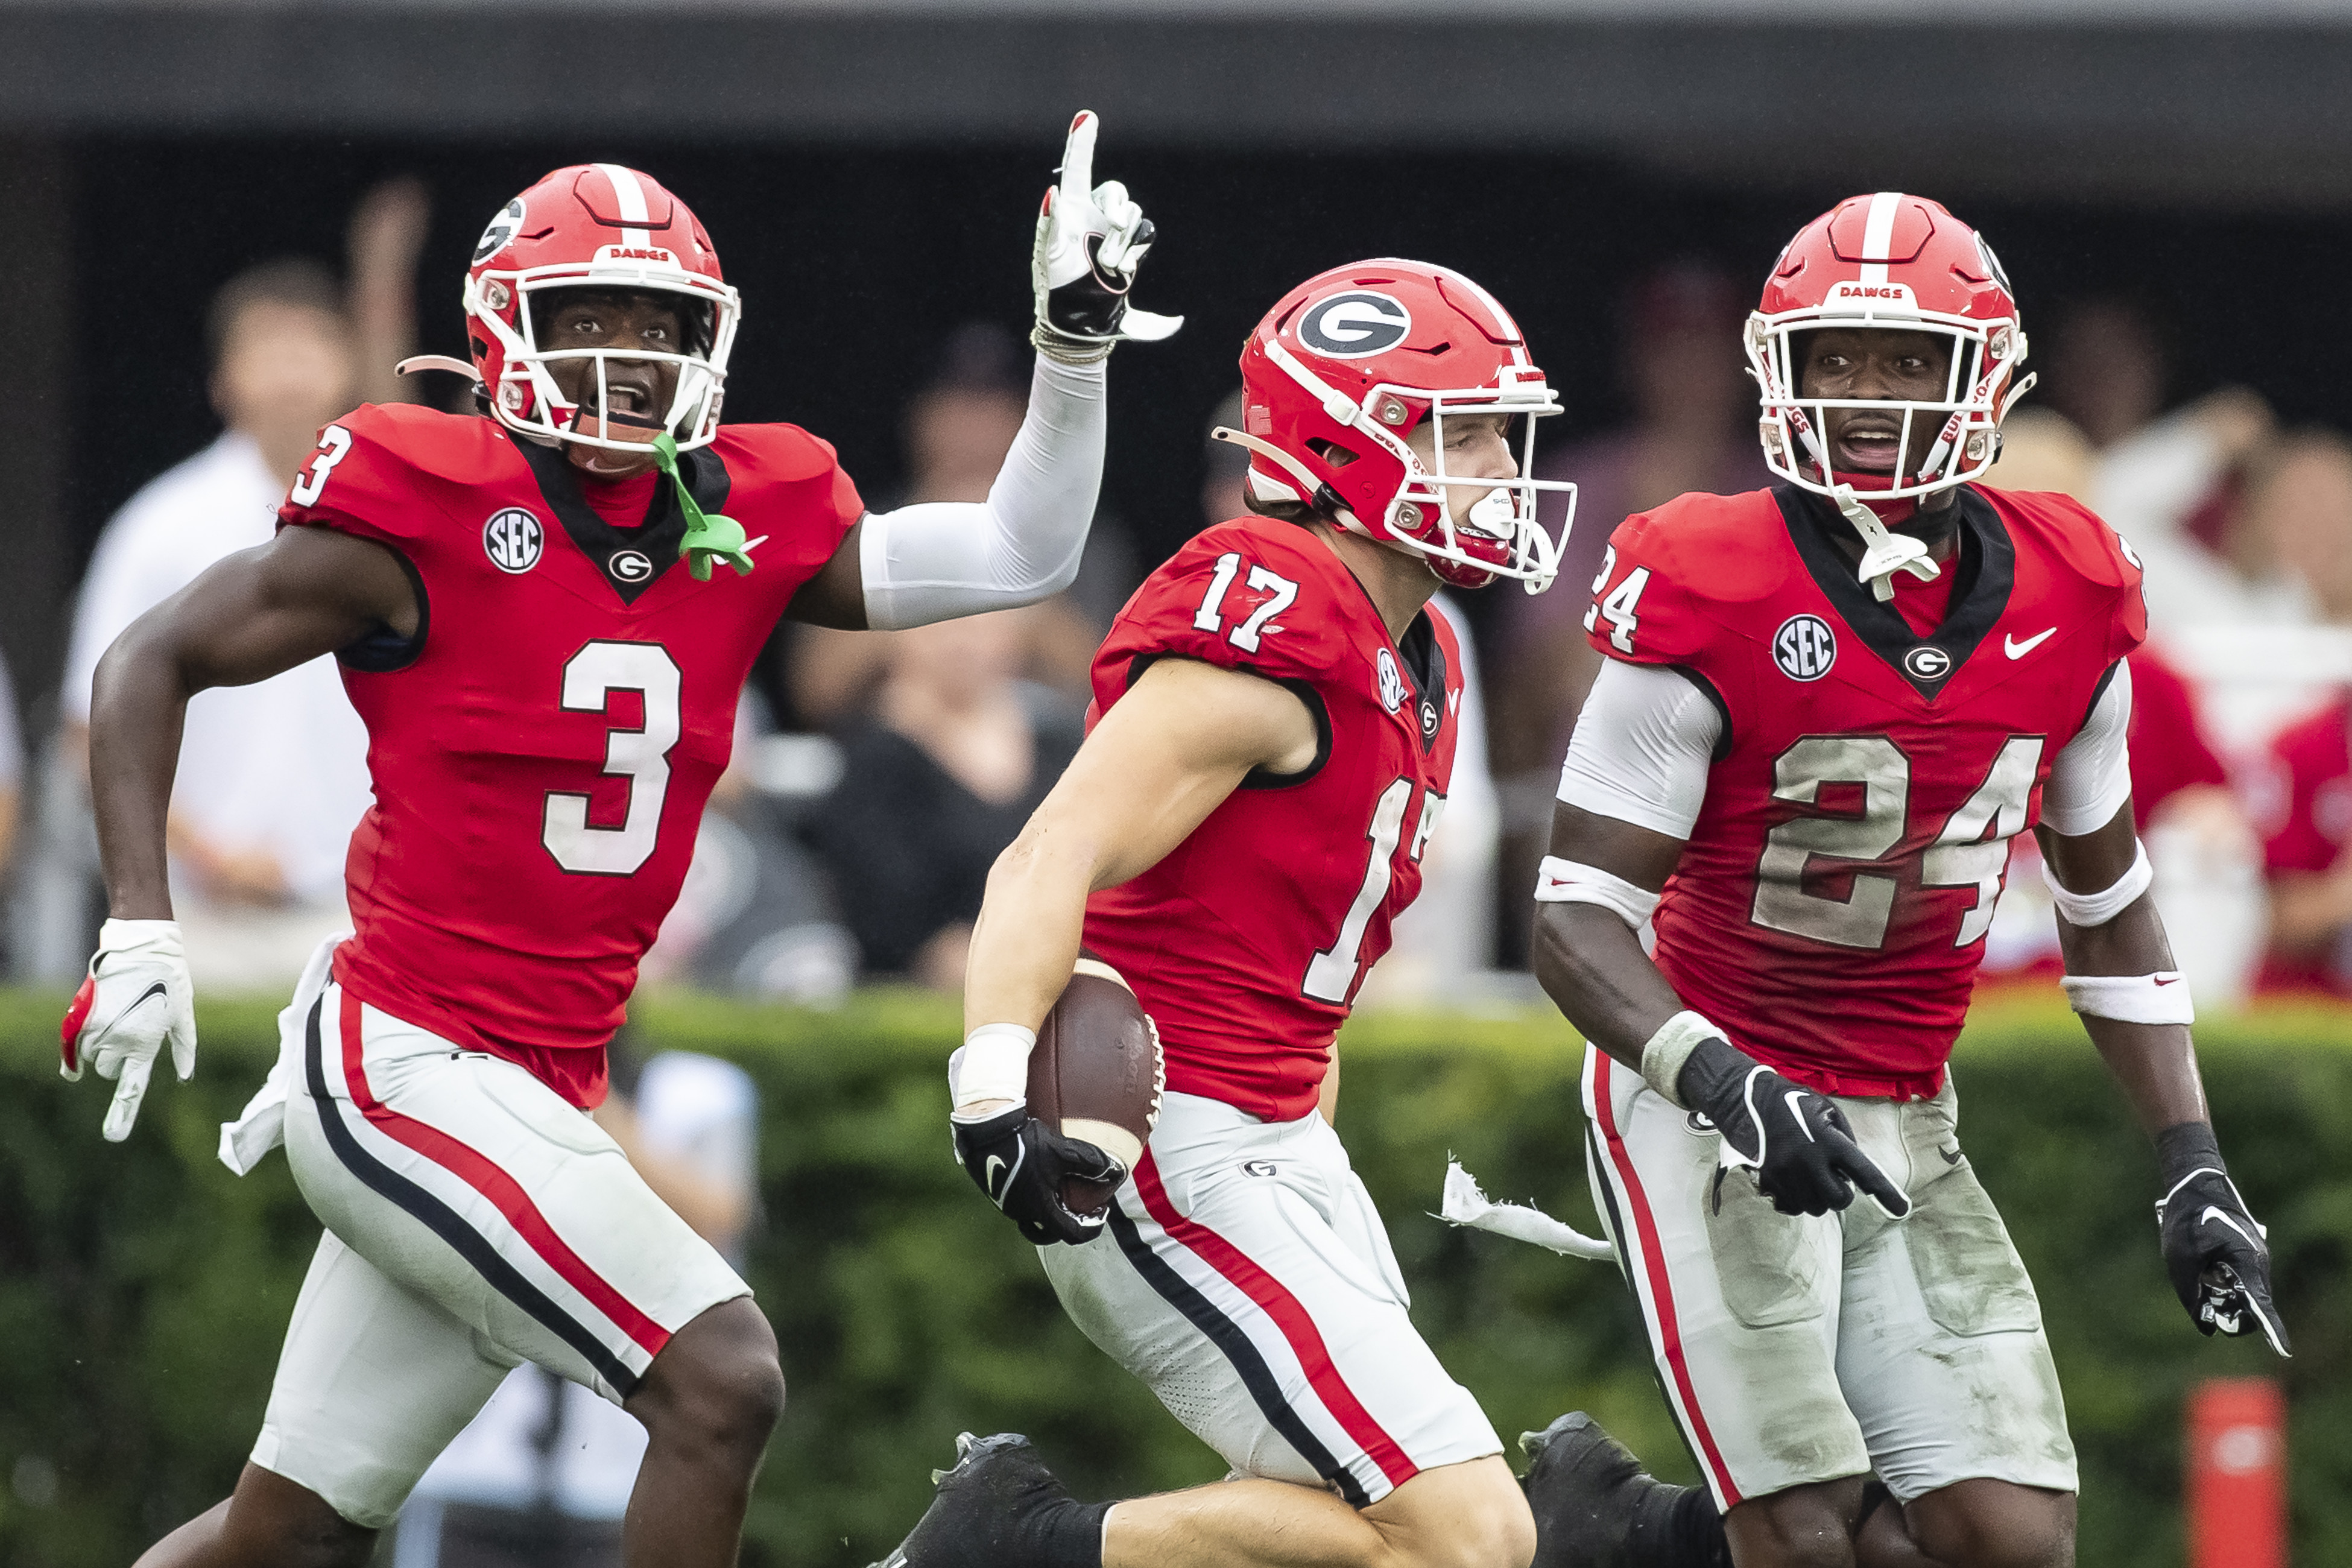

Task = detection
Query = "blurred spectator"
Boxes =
[45,186,426,988]
[1977,407,2267,1002]
[396,1042,759,1568]
[2251,694,2352,997]
[0,653,21,887]
[2040,297,2283,634]
[789,323,1130,728]
[2242,431,2352,626]
[800,608,1083,989]
[1487,261,1769,967]
[640,692,857,1005]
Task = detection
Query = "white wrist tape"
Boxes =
[949,1023,1036,1113]
[1639,1010,1724,1109]
[1535,856,1661,929]
[98,917,183,953]
[2061,971,2195,1025]
[2048,839,2153,929]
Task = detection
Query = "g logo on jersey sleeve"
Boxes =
[1774,614,1837,681]
[483,508,544,574]
[1297,291,1412,359]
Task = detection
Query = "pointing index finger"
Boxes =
[1058,110,1099,202]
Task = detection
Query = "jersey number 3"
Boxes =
[543,641,683,876]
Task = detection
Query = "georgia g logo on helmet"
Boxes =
[473,197,524,265]
[1296,291,1412,359]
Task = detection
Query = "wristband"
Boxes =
[1535,856,1661,929]
[2048,839,2152,928]
[2060,970,2193,1025]
[1639,1010,1729,1109]
[949,1023,1036,1114]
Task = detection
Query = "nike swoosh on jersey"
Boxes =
[1939,1143,1964,1166]
[2004,627,2058,659]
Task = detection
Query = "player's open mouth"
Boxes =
[583,381,666,435]
[1834,425,1903,472]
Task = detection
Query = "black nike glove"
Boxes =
[952,1102,1128,1247]
[2155,1122,2289,1356]
[1678,1036,1912,1219]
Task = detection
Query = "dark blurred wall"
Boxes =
[2,140,73,733]
[53,136,2352,619]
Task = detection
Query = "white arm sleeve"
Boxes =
[1555,659,1722,839]
[2043,660,2134,837]
[858,355,1105,630]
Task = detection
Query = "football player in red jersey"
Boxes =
[64,118,1176,1568]
[870,262,1575,1568]
[1521,194,2286,1568]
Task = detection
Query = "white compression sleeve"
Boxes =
[858,354,1106,630]
[1555,660,1721,839]
[2043,660,2134,836]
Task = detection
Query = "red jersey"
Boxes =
[2252,693,2352,996]
[1081,518,1464,1122]
[1588,483,2145,1099]
[280,403,862,1104]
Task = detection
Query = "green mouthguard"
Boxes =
[653,433,752,581]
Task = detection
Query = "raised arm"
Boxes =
[947,656,1317,1244]
[787,111,1176,631]
[63,524,416,1142]
[2037,660,2289,1354]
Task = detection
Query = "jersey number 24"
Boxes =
[1754,733,2044,950]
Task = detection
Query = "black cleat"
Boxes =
[871,1432,1097,1568]
[1521,1412,1726,1568]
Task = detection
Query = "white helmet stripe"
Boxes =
[1857,191,1902,286]
[595,162,653,250]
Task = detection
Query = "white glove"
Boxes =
[61,918,198,1143]
[1031,110,1181,363]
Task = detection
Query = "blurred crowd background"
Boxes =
[5,2,2352,1020]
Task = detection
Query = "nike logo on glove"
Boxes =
[96,981,170,1043]
[984,1151,1017,1205]
[2004,627,2057,659]
[2199,1205,2262,1247]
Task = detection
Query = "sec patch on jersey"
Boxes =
[1030,958,1165,1216]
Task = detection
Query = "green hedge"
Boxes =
[1,988,2346,1567]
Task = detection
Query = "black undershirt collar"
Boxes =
[516,438,734,605]
[1772,482,2015,700]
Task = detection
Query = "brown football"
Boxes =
[1028,956,1165,1219]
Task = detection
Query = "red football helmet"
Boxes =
[461,163,741,455]
[1747,192,2032,506]
[1217,259,1573,592]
